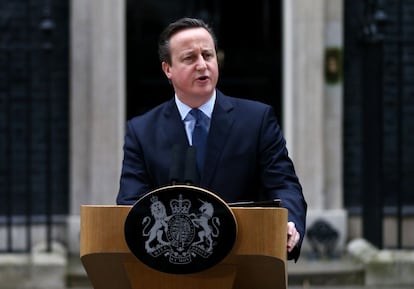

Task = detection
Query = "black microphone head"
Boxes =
[184,146,198,185]
[169,145,183,185]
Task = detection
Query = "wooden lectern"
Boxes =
[80,205,288,289]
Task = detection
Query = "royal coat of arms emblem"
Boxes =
[124,185,237,274]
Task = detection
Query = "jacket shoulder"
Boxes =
[127,99,174,125]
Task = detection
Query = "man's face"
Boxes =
[162,27,219,106]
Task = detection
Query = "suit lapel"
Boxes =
[162,99,189,148]
[201,92,234,186]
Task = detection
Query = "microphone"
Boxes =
[184,146,198,185]
[169,145,182,185]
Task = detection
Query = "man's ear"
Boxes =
[161,61,172,79]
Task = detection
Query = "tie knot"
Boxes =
[189,108,209,128]
[190,108,204,121]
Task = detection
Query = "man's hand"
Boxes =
[287,221,300,252]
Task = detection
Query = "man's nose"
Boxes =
[196,55,207,70]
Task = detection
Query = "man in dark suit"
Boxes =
[117,17,307,261]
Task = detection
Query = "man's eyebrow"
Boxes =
[179,49,195,55]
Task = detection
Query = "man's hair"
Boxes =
[158,17,217,65]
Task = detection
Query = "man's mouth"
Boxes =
[197,76,209,81]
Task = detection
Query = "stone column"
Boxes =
[324,0,344,211]
[283,0,347,254]
[283,0,325,209]
[68,0,125,254]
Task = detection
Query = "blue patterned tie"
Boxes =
[190,108,208,173]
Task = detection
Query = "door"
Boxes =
[126,0,282,121]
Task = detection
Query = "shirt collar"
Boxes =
[175,91,216,120]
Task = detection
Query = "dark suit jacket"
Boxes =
[117,90,307,260]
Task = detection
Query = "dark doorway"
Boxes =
[0,0,69,252]
[344,0,414,249]
[126,0,282,121]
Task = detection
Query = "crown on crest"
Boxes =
[170,194,191,214]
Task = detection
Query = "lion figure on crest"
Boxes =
[142,198,170,252]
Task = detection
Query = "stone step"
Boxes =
[66,256,92,289]
[287,257,365,286]
[67,256,364,288]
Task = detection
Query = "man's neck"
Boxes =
[175,91,215,108]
